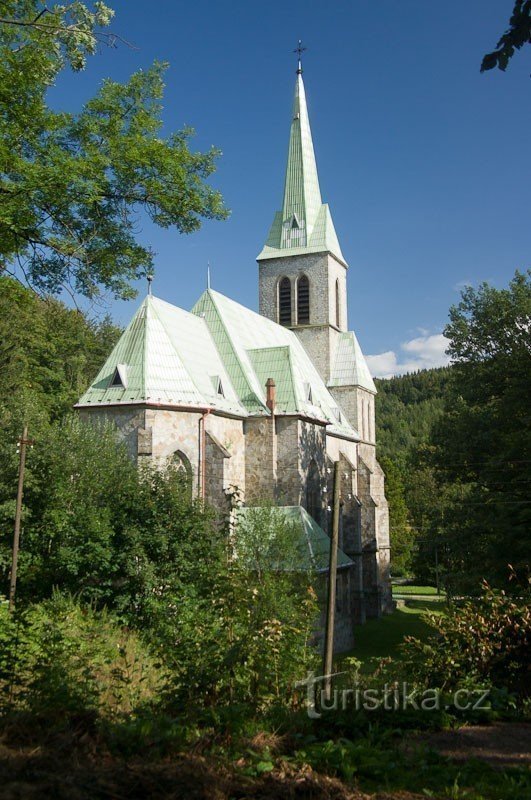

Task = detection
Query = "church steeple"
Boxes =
[257,56,346,267]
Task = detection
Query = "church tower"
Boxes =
[257,52,392,617]
[257,55,348,384]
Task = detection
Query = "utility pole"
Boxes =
[9,426,32,613]
[323,460,340,700]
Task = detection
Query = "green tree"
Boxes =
[379,456,414,577]
[0,276,121,418]
[0,1,228,300]
[431,271,531,592]
[159,505,318,712]
[375,368,452,581]
[481,1,531,72]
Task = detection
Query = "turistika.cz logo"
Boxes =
[295,672,491,719]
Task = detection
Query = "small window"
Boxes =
[110,364,127,388]
[210,375,225,397]
[335,279,341,328]
[297,274,310,325]
[278,277,292,326]
[291,214,300,229]
[304,382,313,403]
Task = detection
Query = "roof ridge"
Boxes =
[195,290,267,414]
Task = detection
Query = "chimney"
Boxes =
[266,378,276,413]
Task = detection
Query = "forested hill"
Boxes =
[373,367,455,577]
[0,277,122,425]
[375,367,453,463]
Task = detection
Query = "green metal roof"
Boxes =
[76,295,245,414]
[236,505,353,572]
[77,289,361,440]
[257,71,347,267]
[193,289,359,437]
[329,331,377,394]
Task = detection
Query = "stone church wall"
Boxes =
[244,417,276,503]
[205,414,246,495]
[77,406,147,461]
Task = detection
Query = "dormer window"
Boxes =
[211,375,225,397]
[304,381,313,404]
[110,364,127,388]
[332,406,343,425]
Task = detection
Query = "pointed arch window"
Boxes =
[297,274,310,325]
[278,277,292,326]
[171,450,193,497]
[335,279,341,328]
[306,459,321,525]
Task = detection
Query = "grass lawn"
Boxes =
[392,584,444,596]
[342,599,446,672]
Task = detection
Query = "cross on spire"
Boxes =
[294,39,306,74]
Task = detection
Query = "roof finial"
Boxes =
[147,272,154,296]
[207,261,211,290]
[294,39,306,74]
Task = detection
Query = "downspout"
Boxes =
[199,408,212,500]
[266,378,277,493]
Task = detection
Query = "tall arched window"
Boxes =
[335,279,341,328]
[297,274,310,324]
[278,277,292,326]
[171,449,193,497]
[306,459,321,525]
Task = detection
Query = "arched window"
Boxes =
[171,450,193,497]
[335,279,341,328]
[297,274,310,325]
[278,277,292,326]
[306,459,321,525]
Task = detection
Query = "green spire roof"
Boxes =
[257,69,347,266]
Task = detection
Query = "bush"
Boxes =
[400,581,531,698]
[158,506,319,715]
[0,593,165,720]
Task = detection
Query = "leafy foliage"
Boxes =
[0,593,164,718]
[159,506,319,713]
[430,271,531,592]
[481,1,531,72]
[0,1,228,300]
[378,456,414,576]
[0,276,121,419]
[1,413,318,714]
[375,368,452,579]
[401,582,531,699]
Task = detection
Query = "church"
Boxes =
[76,56,393,650]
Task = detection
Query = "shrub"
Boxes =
[0,593,165,720]
[158,506,319,715]
[400,581,531,698]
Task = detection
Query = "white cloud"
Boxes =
[367,333,450,379]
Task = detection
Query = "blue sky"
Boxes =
[50,1,530,376]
